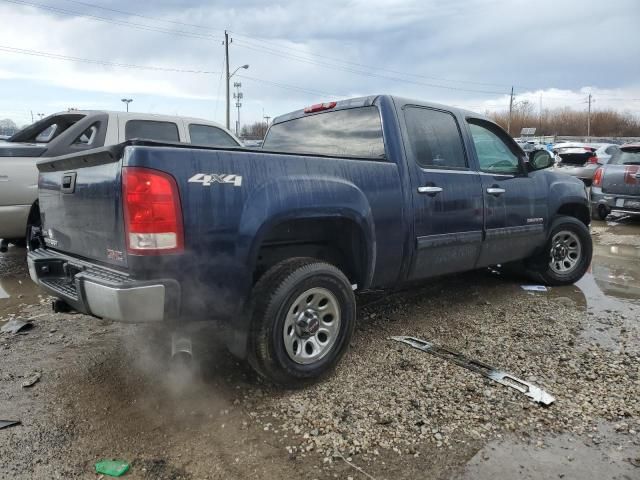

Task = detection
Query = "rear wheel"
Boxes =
[248,257,355,386]
[526,216,592,286]
[25,203,41,251]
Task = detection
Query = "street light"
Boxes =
[121,98,133,112]
[227,65,248,130]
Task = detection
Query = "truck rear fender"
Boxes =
[237,175,376,289]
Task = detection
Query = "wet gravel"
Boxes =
[244,275,639,474]
[1,218,639,479]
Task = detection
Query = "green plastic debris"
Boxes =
[95,459,130,477]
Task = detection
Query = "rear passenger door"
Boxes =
[402,106,484,279]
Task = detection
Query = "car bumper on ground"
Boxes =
[0,204,31,239]
[590,187,640,216]
[27,249,180,322]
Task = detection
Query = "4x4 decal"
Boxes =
[188,173,242,187]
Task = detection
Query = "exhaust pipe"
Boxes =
[171,332,193,362]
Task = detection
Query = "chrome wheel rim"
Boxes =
[549,230,582,274]
[283,287,341,365]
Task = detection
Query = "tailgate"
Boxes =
[37,147,128,268]
[601,164,640,196]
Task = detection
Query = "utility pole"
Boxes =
[538,94,542,136]
[587,93,592,141]
[224,30,231,130]
[30,110,34,123]
[507,86,514,136]
[233,82,243,136]
[263,115,271,138]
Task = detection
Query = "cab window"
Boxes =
[125,120,179,142]
[468,120,522,174]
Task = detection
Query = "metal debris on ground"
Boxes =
[95,459,130,477]
[391,336,555,406]
[0,420,21,430]
[21,372,41,388]
[521,285,548,292]
[0,319,33,334]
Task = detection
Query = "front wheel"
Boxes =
[248,258,356,386]
[526,216,593,286]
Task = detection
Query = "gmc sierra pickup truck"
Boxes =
[27,95,592,385]
[0,110,241,251]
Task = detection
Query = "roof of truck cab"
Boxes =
[65,110,231,128]
[271,95,489,125]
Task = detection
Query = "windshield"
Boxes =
[609,149,640,165]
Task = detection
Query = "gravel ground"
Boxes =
[1,218,639,479]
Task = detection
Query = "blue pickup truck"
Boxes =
[27,95,592,384]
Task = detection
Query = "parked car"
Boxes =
[27,95,592,385]
[590,144,640,219]
[0,111,241,251]
[553,142,620,185]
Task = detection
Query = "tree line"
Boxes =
[489,100,640,137]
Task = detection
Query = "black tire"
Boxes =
[248,257,356,386]
[591,204,609,221]
[526,216,592,286]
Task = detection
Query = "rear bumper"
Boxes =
[590,187,640,216]
[554,164,598,181]
[27,248,180,322]
[0,204,30,239]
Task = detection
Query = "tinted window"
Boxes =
[469,122,521,174]
[189,124,238,147]
[125,120,179,142]
[263,106,385,159]
[404,107,467,169]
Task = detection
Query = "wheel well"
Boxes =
[27,200,40,225]
[254,218,368,286]
[556,203,590,226]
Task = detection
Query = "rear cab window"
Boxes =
[262,106,385,159]
[125,120,179,142]
[188,124,239,147]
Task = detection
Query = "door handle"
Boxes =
[417,186,443,195]
[486,187,506,195]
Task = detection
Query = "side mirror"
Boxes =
[529,150,554,170]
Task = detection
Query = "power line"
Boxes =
[236,74,347,98]
[233,40,507,96]
[231,32,531,91]
[0,44,345,99]
[60,0,218,32]
[0,45,221,74]
[1,0,219,40]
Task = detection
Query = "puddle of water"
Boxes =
[550,216,640,350]
[0,274,42,317]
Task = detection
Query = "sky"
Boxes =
[0,0,639,131]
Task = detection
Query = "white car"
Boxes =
[0,111,241,250]
[552,142,621,185]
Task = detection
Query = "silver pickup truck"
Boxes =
[0,110,241,251]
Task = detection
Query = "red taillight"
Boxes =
[588,155,599,164]
[304,101,337,113]
[122,167,184,255]
[593,167,604,187]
